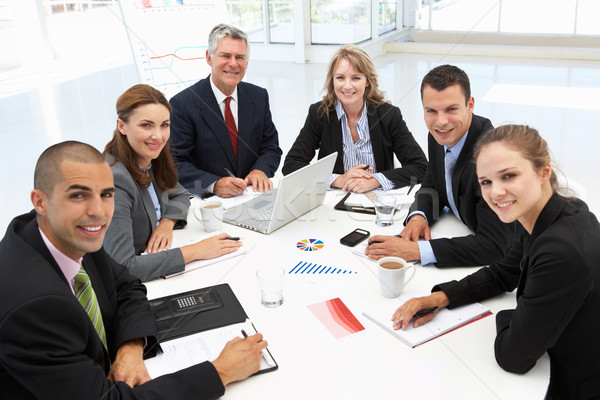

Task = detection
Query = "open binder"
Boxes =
[145,283,278,377]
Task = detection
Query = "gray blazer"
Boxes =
[103,156,189,281]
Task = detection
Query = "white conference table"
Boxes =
[144,190,550,400]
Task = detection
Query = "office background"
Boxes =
[1,0,599,234]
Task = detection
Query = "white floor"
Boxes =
[1,51,599,234]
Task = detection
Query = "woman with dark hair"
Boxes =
[103,84,240,282]
[282,44,427,193]
[392,125,600,399]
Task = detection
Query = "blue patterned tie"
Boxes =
[73,266,108,351]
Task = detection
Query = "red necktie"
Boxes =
[224,96,238,160]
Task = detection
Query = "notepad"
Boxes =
[362,294,491,348]
[162,232,253,279]
[145,319,277,378]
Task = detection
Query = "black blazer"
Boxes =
[0,211,225,399]
[434,195,600,399]
[282,101,427,188]
[410,114,515,267]
[169,75,282,195]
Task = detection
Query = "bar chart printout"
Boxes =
[289,261,358,275]
[308,298,365,339]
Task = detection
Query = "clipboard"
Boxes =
[147,283,278,375]
[334,192,376,215]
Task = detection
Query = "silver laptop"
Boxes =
[223,152,337,234]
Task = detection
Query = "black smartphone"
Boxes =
[340,228,370,247]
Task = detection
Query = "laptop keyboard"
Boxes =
[252,208,273,221]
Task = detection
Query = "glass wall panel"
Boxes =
[311,0,371,44]
[379,0,396,35]
[226,0,265,42]
[576,0,600,35]
[500,0,576,34]
[269,0,294,43]
[426,0,500,32]
[0,2,21,74]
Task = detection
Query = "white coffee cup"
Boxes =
[377,256,415,298]
[199,201,223,232]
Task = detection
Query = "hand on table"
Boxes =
[401,214,431,241]
[331,165,374,190]
[108,338,151,388]
[181,233,242,264]
[365,235,421,262]
[244,169,273,193]
[342,176,381,193]
[146,219,176,253]
[391,291,449,330]
[214,177,246,198]
[212,332,268,386]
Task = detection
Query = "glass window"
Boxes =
[425,0,500,32]
[575,0,600,35]
[311,0,371,44]
[379,0,396,35]
[226,0,265,42]
[269,0,294,43]
[0,2,21,74]
[500,0,576,34]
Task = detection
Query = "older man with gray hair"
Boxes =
[170,23,282,198]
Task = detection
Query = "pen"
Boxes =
[407,183,416,195]
[224,167,235,178]
[393,306,438,325]
[241,329,248,338]
[225,237,241,241]
[362,165,371,171]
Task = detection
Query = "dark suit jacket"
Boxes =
[103,157,189,282]
[434,195,600,399]
[169,75,282,195]
[410,114,515,267]
[282,101,427,188]
[0,211,225,399]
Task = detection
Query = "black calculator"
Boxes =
[150,288,223,321]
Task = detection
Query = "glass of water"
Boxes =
[374,195,396,227]
[256,266,285,307]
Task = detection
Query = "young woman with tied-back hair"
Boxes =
[391,125,600,399]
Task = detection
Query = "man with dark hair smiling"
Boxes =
[0,141,267,399]
[367,65,515,267]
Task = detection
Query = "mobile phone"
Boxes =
[340,228,370,247]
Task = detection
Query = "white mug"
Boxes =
[199,201,223,232]
[377,256,415,298]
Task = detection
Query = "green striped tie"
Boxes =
[73,266,108,351]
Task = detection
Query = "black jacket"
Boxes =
[435,195,600,399]
[283,101,427,188]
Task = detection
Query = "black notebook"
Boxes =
[145,283,277,377]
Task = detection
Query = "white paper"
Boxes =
[145,320,276,378]
[362,293,490,347]
[162,232,253,278]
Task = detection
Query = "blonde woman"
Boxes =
[282,44,427,193]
